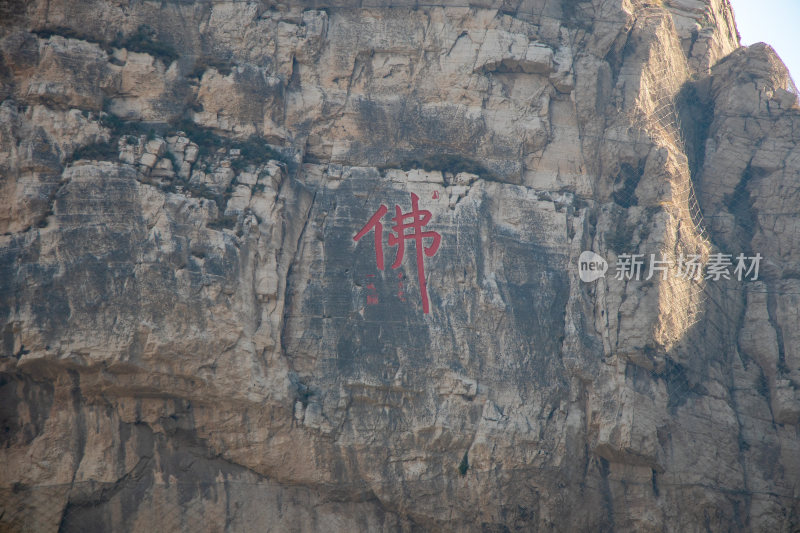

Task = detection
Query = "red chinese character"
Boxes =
[353,193,441,313]
[367,295,379,305]
[353,205,389,270]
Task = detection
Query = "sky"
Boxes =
[728,0,800,84]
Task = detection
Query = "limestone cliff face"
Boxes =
[1,0,799,531]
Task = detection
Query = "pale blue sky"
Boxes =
[728,0,800,83]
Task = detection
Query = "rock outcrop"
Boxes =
[1,0,799,530]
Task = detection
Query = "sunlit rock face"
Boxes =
[1,0,799,530]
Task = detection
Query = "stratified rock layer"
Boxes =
[1,0,799,531]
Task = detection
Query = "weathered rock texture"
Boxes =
[1,0,799,531]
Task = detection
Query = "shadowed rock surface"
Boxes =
[1,0,799,530]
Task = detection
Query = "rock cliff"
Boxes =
[1,0,799,530]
